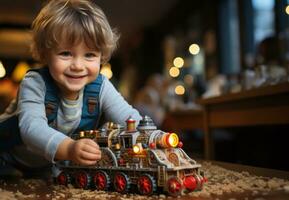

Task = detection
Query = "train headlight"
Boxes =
[79,131,85,138]
[133,143,143,154]
[167,133,179,148]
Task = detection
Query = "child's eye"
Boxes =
[85,53,97,58]
[58,51,72,57]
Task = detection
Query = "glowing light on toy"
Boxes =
[133,145,140,154]
[167,133,179,148]
[286,5,289,15]
[79,131,85,138]
[157,132,179,148]
[133,143,143,154]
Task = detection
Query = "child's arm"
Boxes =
[55,137,101,165]
[17,71,100,165]
[100,77,142,124]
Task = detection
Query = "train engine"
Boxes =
[55,116,206,196]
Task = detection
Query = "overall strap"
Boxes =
[33,67,60,124]
[34,68,104,133]
[75,74,104,132]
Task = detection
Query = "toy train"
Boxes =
[55,116,206,196]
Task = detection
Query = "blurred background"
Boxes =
[0,0,289,170]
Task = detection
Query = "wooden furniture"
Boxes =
[161,108,204,132]
[162,82,289,160]
[197,82,289,159]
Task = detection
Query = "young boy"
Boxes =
[0,0,141,175]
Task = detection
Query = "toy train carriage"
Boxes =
[55,116,206,196]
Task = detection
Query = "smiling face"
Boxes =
[47,40,101,100]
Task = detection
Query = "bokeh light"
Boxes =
[173,57,184,68]
[12,61,30,82]
[169,66,180,77]
[0,61,6,78]
[189,44,200,55]
[175,85,185,95]
[100,63,113,79]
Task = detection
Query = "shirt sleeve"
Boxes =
[99,77,142,125]
[18,71,68,162]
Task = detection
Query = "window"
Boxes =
[252,0,275,45]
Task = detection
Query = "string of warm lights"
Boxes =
[168,43,200,96]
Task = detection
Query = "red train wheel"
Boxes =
[167,177,183,196]
[57,171,69,186]
[137,174,156,195]
[113,172,130,193]
[183,176,197,192]
[75,171,90,189]
[93,170,110,190]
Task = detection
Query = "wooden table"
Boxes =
[162,82,289,160]
[161,108,204,132]
[197,82,289,159]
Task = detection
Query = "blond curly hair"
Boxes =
[31,0,119,64]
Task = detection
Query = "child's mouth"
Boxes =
[65,74,87,79]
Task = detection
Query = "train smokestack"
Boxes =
[126,117,136,132]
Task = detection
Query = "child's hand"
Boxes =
[56,137,101,165]
[68,138,101,165]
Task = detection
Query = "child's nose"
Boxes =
[71,58,84,70]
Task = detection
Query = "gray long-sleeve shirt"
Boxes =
[5,70,141,167]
